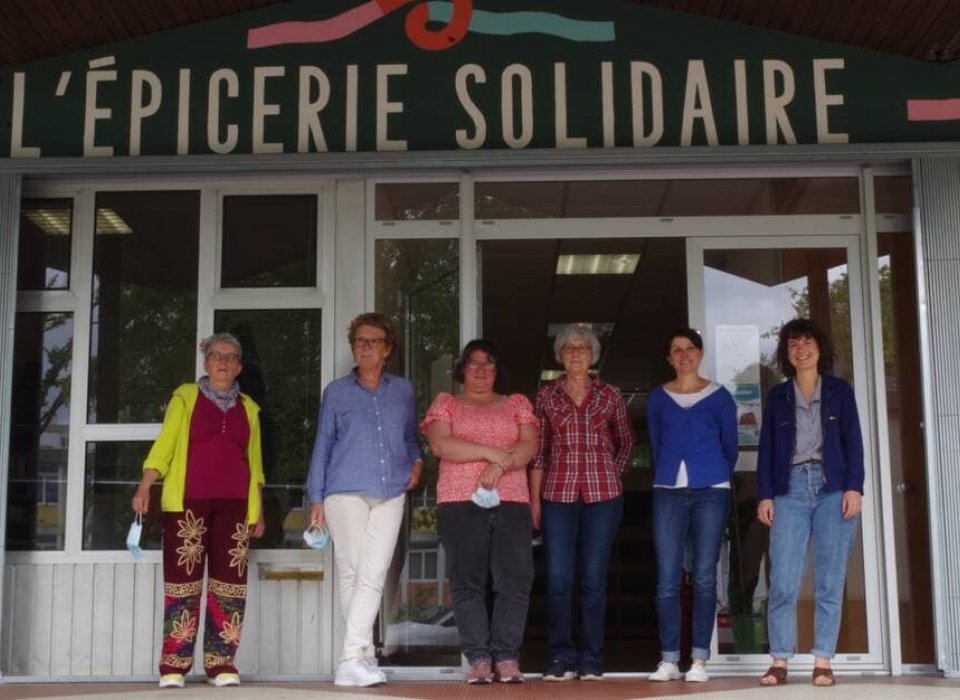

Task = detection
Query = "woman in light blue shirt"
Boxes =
[647,328,737,684]
[306,312,424,688]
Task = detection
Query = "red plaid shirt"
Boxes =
[532,378,634,503]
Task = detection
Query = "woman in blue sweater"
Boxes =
[647,328,738,684]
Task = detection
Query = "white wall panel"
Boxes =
[3,561,334,678]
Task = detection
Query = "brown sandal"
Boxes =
[812,667,835,686]
[759,666,788,685]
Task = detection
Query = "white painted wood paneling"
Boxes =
[50,564,74,675]
[70,563,94,675]
[3,557,334,678]
[90,563,115,675]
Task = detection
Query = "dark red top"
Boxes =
[184,394,251,500]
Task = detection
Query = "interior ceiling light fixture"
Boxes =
[555,253,640,275]
[23,209,71,235]
[95,208,134,234]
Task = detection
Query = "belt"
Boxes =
[791,459,822,467]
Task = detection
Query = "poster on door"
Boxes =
[715,324,762,446]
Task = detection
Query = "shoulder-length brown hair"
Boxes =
[775,318,835,378]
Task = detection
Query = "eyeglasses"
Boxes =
[465,361,496,372]
[207,350,240,365]
[563,344,592,355]
[354,337,387,349]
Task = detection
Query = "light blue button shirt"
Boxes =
[306,371,422,503]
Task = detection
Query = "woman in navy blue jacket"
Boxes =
[647,328,738,684]
[756,319,864,688]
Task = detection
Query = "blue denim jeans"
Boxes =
[652,487,730,662]
[437,501,534,664]
[541,496,623,673]
[767,464,860,660]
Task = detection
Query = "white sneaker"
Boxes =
[158,673,185,689]
[685,661,709,682]
[361,656,387,684]
[206,672,240,687]
[649,661,682,681]
[335,657,385,687]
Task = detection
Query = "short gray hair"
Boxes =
[200,332,243,361]
[553,323,601,364]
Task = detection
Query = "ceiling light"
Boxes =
[556,253,640,275]
[23,208,71,235]
[96,208,133,234]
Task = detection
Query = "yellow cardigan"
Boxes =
[143,383,265,524]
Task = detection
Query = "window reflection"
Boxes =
[83,441,159,550]
[702,247,865,655]
[215,309,323,549]
[475,178,860,219]
[88,191,199,424]
[18,199,72,290]
[375,183,459,220]
[375,238,459,665]
[220,195,318,288]
[7,312,73,550]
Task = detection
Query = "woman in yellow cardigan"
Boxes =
[131,332,265,689]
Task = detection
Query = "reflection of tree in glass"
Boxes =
[376,240,459,417]
[89,281,196,423]
[755,267,889,386]
[217,310,323,549]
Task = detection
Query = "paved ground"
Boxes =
[0,676,958,700]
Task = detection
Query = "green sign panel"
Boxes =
[1,0,957,158]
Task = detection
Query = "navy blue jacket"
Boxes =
[756,374,865,500]
[647,385,738,488]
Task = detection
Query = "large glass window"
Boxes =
[6,312,73,550]
[83,441,159,550]
[475,178,860,219]
[375,238,459,665]
[478,237,687,670]
[700,245,866,656]
[220,194,318,288]
[215,309,323,549]
[18,199,72,290]
[375,183,459,220]
[88,191,200,424]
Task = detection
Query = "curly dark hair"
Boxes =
[775,318,835,378]
[348,312,397,350]
[453,339,503,384]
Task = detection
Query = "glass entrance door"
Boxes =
[687,235,882,669]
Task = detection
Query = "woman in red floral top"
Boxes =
[531,323,634,682]
[422,339,539,685]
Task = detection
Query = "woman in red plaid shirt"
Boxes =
[531,323,634,682]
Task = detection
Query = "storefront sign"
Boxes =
[1,0,958,157]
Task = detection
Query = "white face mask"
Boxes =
[127,513,143,559]
[471,487,501,509]
[303,523,330,550]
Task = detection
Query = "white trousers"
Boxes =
[324,492,406,661]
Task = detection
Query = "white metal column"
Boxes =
[912,156,960,676]
[0,172,22,677]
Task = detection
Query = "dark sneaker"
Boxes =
[542,660,576,682]
[579,668,604,681]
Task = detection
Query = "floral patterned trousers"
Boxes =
[159,499,250,677]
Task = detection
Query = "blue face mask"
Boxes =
[127,514,143,559]
[303,523,330,550]
[471,487,501,509]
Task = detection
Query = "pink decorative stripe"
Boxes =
[907,98,960,122]
[247,1,385,49]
